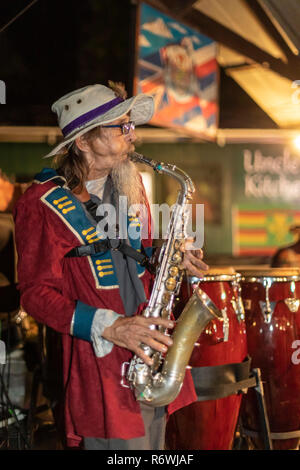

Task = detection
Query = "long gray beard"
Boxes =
[110,158,145,209]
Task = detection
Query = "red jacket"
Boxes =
[14,170,196,447]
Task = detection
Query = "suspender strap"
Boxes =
[65,239,111,257]
[65,239,155,273]
[65,239,145,260]
[83,199,100,221]
[117,241,148,265]
[56,189,155,273]
[52,176,67,187]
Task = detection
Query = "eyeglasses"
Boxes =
[101,121,135,135]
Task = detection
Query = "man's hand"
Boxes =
[181,239,209,278]
[102,316,174,365]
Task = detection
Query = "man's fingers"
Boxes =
[193,248,204,259]
[183,256,209,272]
[134,332,173,364]
[141,335,169,353]
[180,238,194,252]
[142,328,173,347]
[190,256,209,270]
[184,259,208,278]
[144,317,174,330]
[105,315,175,359]
[134,346,154,366]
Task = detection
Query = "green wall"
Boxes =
[0,143,50,181]
[1,141,299,257]
[137,142,300,256]
[138,142,233,256]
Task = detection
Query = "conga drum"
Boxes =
[166,267,248,450]
[239,267,300,450]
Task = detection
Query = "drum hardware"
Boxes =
[221,308,229,342]
[231,276,245,323]
[14,308,32,340]
[260,278,274,324]
[259,301,276,324]
[230,298,245,323]
[241,276,275,324]
[241,427,300,442]
[284,298,300,313]
[15,308,27,325]
[241,271,300,322]
[238,368,273,450]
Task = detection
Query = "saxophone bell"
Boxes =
[129,288,222,407]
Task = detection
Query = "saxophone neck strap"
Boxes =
[47,175,155,274]
[65,239,155,274]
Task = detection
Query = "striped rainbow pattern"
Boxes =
[233,207,300,256]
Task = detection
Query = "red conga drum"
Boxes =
[166,267,248,450]
[239,267,300,450]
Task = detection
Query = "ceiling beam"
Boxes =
[160,0,197,16]
[182,9,300,81]
[1,126,300,144]
[244,0,291,60]
[142,0,169,14]
[145,0,300,82]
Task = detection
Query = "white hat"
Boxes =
[43,84,154,158]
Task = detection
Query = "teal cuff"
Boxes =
[73,300,97,341]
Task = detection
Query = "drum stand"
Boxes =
[238,368,273,450]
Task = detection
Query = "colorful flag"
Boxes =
[233,207,300,256]
[136,3,218,137]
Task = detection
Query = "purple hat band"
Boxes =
[61,96,124,137]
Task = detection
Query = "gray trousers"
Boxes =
[83,403,166,450]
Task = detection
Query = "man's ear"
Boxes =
[75,135,90,152]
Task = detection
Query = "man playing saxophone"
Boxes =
[14,82,207,450]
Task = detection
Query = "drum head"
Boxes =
[237,266,300,281]
[191,266,237,282]
[205,266,236,275]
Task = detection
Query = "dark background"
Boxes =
[0,0,277,128]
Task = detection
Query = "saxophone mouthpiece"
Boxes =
[130,152,162,172]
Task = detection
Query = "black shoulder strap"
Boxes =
[52,176,67,188]
[65,195,155,274]
[83,199,101,222]
[65,238,155,274]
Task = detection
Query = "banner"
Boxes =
[233,206,300,256]
[135,3,218,137]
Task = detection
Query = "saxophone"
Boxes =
[126,152,222,407]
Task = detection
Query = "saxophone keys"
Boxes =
[174,240,182,250]
[165,277,177,291]
[172,251,183,264]
[162,293,171,304]
[169,266,179,277]
[161,308,170,318]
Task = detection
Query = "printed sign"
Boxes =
[135,3,218,137]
